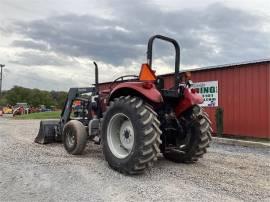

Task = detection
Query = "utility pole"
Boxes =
[0,64,5,97]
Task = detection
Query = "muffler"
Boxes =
[34,120,61,144]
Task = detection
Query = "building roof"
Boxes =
[188,58,270,72]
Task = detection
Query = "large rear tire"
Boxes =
[163,105,212,163]
[102,96,162,175]
[63,120,88,155]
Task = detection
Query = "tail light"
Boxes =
[142,82,153,89]
[191,88,197,94]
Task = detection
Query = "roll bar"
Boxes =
[147,35,181,89]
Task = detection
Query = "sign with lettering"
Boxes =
[193,81,218,107]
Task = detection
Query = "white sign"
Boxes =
[192,81,218,107]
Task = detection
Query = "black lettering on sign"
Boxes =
[203,87,209,93]
[210,86,215,93]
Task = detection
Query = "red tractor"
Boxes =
[35,35,212,174]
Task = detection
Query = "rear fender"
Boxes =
[175,88,204,116]
[109,82,163,104]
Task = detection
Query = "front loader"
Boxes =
[35,35,212,174]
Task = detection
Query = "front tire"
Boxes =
[163,105,212,163]
[102,96,162,174]
[63,120,88,155]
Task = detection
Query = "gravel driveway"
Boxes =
[0,118,269,201]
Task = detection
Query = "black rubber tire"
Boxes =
[102,96,162,175]
[163,105,212,163]
[63,120,88,155]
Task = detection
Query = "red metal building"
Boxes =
[100,59,270,139]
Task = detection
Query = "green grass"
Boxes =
[15,111,61,120]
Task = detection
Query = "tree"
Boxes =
[50,91,67,108]
[5,86,67,108]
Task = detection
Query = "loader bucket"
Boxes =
[34,120,60,144]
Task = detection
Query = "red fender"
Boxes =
[109,82,163,103]
[175,88,204,116]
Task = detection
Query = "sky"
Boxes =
[0,0,269,91]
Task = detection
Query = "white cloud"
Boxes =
[0,0,269,91]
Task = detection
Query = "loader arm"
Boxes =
[59,87,96,131]
[35,87,96,144]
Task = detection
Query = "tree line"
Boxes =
[0,86,67,109]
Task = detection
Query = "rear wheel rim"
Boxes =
[66,131,75,148]
[107,113,135,159]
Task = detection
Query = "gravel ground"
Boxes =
[0,118,269,202]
